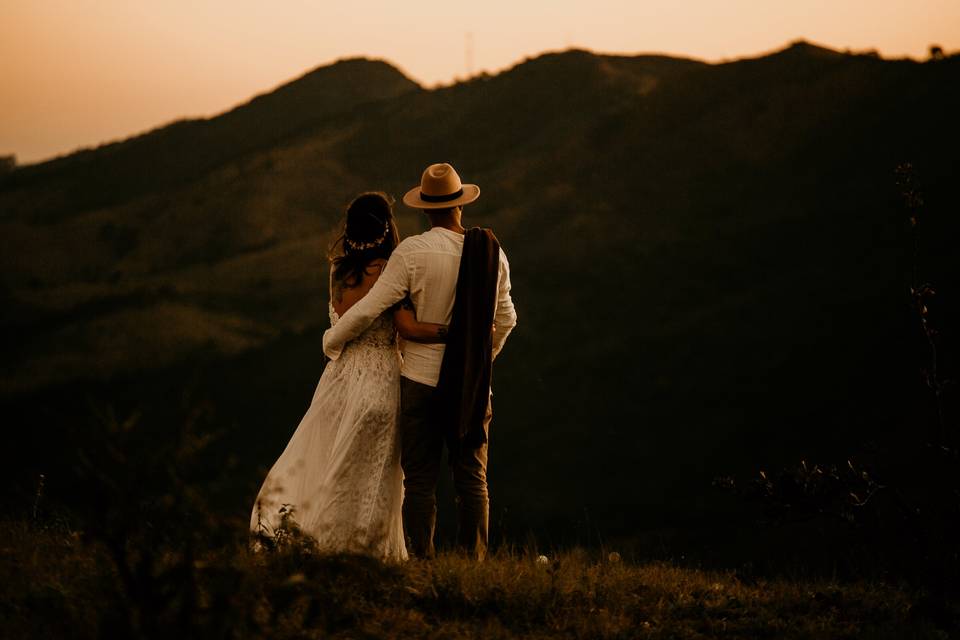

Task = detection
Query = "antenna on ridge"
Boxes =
[465,31,474,78]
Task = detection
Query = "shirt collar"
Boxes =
[429,226,465,241]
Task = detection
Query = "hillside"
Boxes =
[1,42,959,543]
[0,58,419,222]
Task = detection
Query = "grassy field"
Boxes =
[3,516,954,640]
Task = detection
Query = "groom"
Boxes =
[322,163,517,560]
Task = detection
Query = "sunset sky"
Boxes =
[2,0,958,164]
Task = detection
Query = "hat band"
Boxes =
[419,188,463,203]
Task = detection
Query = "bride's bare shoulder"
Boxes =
[332,258,387,315]
[364,258,387,276]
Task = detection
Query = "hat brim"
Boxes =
[402,184,480,209]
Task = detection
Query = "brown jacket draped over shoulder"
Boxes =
[434,227,501,451]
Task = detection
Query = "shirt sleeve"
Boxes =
[492,247,517,360]
[322,250,410,360]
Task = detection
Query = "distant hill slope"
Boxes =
[2,42,958,537]
[0,58,420,223]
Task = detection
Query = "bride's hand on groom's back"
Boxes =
[393,304,448,344]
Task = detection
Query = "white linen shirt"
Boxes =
[322,226,517,387]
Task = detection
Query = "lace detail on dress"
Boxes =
[330,304,397,349]
[251,306,406,561]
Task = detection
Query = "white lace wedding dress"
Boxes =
[249,304,407,561]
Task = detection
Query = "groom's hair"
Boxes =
[425,206,461,222]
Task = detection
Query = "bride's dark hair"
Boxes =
[329,192,400,289]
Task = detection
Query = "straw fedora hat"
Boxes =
[402,163,480,209]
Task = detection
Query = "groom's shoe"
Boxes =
[455,493,489,561]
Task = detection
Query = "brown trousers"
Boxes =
[399,376,491,560]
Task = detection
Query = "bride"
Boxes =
[249,192,446,561]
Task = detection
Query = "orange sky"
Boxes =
[2,0,958,164]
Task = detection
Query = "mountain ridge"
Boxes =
[0,58,420,223]
[0,41,888,216]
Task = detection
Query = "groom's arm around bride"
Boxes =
[322,246,411,360]
[321,231,517,361]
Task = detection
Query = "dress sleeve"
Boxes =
[322,250,410,360]
[492,247,517,359]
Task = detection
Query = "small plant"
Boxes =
[723,459,886,528]
[251,501,317,554]
[897,162,955,449]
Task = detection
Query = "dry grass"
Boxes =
[2,518,951,640]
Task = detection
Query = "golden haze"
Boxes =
[1,0,958,163]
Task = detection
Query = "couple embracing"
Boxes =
[250,163,517,561]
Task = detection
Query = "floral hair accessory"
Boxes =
[345,218,390,251]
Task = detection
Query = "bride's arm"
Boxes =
[393,300,448,343]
